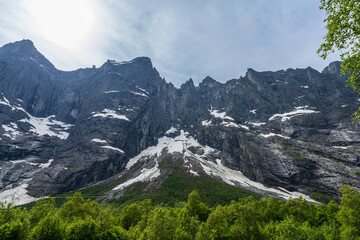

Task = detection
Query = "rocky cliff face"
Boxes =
[0,40,359,205]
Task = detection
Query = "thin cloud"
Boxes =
[0,0,340,86]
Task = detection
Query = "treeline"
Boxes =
[1,186,360,239]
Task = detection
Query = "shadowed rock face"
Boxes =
[0,40,359,204]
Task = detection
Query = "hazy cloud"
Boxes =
[0,0,340,86]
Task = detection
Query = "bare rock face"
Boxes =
[0,40,360,204]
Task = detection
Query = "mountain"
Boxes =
[0,40,359,205]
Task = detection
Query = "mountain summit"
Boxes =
[0,40,359,205]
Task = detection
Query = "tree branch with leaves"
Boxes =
[318,0,360,122]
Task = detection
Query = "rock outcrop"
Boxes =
[0,40,359,205]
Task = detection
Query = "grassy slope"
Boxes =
[21,159,258,209]
[107,166,258,208]
[105,157,258,207]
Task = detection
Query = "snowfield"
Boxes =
[20,115,73,140]
[269,106,319,122]
[1,95,73,140]
[91,109,129,121]
[113,128,317,203]
[0,184,37,206]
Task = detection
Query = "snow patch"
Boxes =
[209,109,234,121]
[341,105,348,108]
[101,145,124,154]
[221,122,249,130]
[189,169,199,176]
[296,95,305,99]
[333,146,349,150]
[301,86,309,89]
[0,184,37,206]
[113,161,160,191]
[260,133,290,139]
[92,109,129,121]
[39,159,54,169]
[202,120,212,127]
[2,123,21,139]
[269,106,319,122]
[109,59,134,65]
[20,115,73,140]
[0,97,72,140]
[104,90,121,94]
[136,86,150,95]
[126,130,207,170]
[10,159,27,164]
[246,122,266,127]
[91,138,108,144]
[129,91,148,98]
[108,72,123,77]
[0,95,26,113]
[250,109,257,114]
[166,127,178,135]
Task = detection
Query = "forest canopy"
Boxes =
[0,187,359,239]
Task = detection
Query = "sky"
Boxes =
[0,0,340,86]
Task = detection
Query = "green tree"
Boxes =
[261,197,284,223]
[120,203,142,230]
[28,215,64,240]
[0,202,29,239]
[29,198,56,228]
[142,207,177,240]
[0,221,28,240]
[174,209,200,240]
[97,226,128,240]
[58,192,100,222]
[228,198,263,240]
[185,190,211,222]
[196,205,231,239]
[65,216,99,240]
[337,186,360,239]
[272,216,308,240]
[318,0,360,122]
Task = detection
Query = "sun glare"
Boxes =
[26,0,96,49]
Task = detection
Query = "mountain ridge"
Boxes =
[0,40,359,205]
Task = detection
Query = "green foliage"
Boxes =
[120,203,142,230]
[337,186,360,239]
[196,205,231,239]
[0,221,28,240]
[185,190,211,222]
[28,215,64,240]
[174,209,200,240]
[65,217,98,240]
[58,192,100,221]
[1,188,360,239]
[318,0,360,122]
[29,198,56,228]
[142,207,178,240]
[311,192,333,204]
[107,165,257,208]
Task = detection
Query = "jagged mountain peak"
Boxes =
[0,39,40,58]
[180,78,196,90]
[199,76,221,88]
[105,56,153,67]
[0,39,55,70]
[322,61,342,75]
[1,39,35,52]
[132,56,153,65]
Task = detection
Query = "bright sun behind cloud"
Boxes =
[26,0,96,50]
